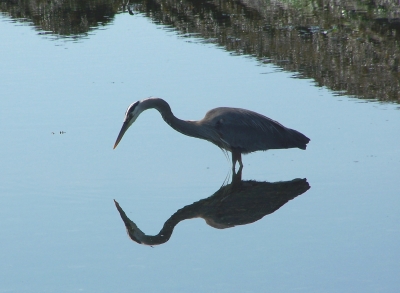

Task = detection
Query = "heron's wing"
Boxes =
[204,108,309,152]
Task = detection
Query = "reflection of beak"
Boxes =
[113,121,130,149]
[114,199,143,244]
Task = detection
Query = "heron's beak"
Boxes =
[113,121,130,149]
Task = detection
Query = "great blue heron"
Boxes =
[113,173,310,246]
[113,97,310,168]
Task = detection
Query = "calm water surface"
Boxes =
[1,1,400,292]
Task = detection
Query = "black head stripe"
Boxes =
[126,101,139,116]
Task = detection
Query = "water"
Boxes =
[1,1,400,292]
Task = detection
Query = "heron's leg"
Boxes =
[238,153,243,168]
[232,164,243,181]
[231,150,243,171]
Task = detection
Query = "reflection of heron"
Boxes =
[113,97,310,168]
[114,170,310,246]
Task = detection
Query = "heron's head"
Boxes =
[113,101,141,149]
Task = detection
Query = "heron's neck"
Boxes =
[140,98,207,140]
[130,209,192,246]
[126,200,202,246]
[132,224,175,246]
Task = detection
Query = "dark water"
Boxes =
[2,0,400,101]
[1,1,400,292]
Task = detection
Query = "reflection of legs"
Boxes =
[231,164,243,185]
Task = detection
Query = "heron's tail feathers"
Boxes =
[287,128,310,150]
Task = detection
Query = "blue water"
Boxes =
[1,12,399,293]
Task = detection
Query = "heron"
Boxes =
[113,97,310,168]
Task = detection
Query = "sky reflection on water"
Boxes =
[0,5,400,293]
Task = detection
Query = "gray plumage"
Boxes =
[113,97,310,168]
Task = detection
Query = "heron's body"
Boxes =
[114,97,310,168]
